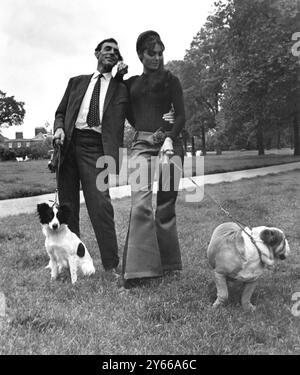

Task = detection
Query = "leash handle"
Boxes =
[54,188,59,207]
[53,143,61,207]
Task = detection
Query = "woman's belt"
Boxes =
[134,128,181,145]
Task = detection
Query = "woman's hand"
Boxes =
[159,137,174,164]
[160,137,174,156]
[162,108,175,124]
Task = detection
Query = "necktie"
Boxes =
[87,74,102,128]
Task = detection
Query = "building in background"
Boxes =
[35,127,47,136]
[3,131,48,150]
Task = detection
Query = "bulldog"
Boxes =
[207,222,290,311]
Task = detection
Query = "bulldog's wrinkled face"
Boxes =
[260,227,290,260]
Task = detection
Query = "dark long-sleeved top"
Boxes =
[121,71,185,139]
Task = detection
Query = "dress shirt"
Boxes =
[75,71,112,133]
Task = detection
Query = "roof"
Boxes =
[33,132,48,140]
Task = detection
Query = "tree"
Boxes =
[181,13,229,154]
[166,0,299,155]
[165,60,186,83]
[44,121,52,135]
[218,0,299,154]
[0,90,25,128]
[30,140,52,160]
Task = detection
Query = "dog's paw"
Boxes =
[242,303,256,312]
[70,275,78,285]
[212,299,225,308]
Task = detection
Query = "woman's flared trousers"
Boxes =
[122,139,184,280]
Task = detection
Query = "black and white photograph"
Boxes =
[0,0,300,357]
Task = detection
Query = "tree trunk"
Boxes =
[183,137,188,154]
[191,136,195,156]
[276,128,281,149]
[257,121,265,155]
[201,125,206,156]
[294,111,300,155]
[290,120,294,149]
[294,61,300,156]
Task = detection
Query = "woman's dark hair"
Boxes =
[136,30,170,92]
[141,69,173,93]
[136,30,165,60]
[95,38,123,61]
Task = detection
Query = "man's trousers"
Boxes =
[58,128,119,270]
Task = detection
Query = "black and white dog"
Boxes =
[37,203,95,284]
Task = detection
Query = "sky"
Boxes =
[0,0,215,139]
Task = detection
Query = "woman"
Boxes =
[117,30,185,286]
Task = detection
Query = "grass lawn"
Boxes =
[0,148,300,200]
[0,170,299,354]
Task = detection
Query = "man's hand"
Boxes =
[53,128,65,146]
[117,62,128,77]
[162,108,175,124]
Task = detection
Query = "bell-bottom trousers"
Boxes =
[122,137,184,280]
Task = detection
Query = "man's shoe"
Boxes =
[104,268,120,280]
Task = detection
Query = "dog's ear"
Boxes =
[260,228,283,247]
[37,203,51,223]
[260,229,273,245]
[77,243,85,258]
[57,204,72,224]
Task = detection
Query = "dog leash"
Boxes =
[49,143,61,208]
[54,143,61,206]
[187,177,265,265]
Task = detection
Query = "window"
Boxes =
[8,143,12,149]
[26,142,30,147]
[17,142,21,148]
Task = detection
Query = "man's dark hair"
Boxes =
[95,38,123,61]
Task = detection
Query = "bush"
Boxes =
[0,145,16,161]
[15,147,31,158]
[30,142,51,159]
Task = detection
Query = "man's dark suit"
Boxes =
[54,74,128,270]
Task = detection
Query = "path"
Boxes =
[0,162,299,218]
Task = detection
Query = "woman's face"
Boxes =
[141,43,164,73]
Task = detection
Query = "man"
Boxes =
[53,38,128,274]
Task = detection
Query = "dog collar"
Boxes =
[245,230,266,267]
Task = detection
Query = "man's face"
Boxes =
[96,42,120,72]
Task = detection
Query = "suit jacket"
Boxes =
[54,74,129,173]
